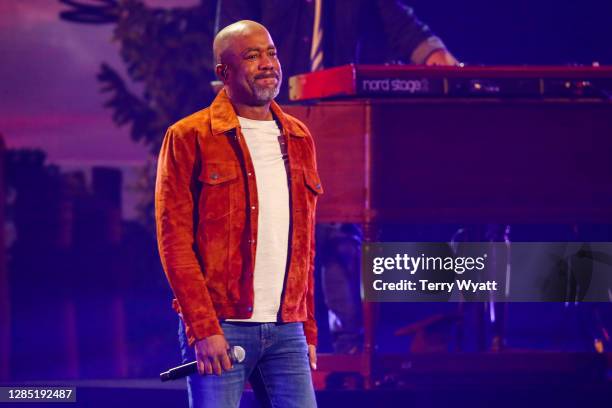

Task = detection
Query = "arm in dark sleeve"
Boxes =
[155,126,222,345]
[376,0,448,64]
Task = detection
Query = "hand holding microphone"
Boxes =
[160,335,246,382]
[196,334,235,376]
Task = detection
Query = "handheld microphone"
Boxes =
[160,346,246,382]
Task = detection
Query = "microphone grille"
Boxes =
[231,345,246,363]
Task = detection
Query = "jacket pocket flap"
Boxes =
[199,164,238,185]
[303,169,324,195]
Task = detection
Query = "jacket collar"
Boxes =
[210,89,306,138]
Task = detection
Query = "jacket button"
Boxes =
[211,173,219,180]
[247,306,253,312]
[251,205,256,210]
[315,183,321,189]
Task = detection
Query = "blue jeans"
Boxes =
[178,320,317,408]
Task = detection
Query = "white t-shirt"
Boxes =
[227,116,290,322]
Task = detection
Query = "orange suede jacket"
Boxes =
[155,90,322,346]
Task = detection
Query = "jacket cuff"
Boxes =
[304,319,318,346]
[410,36,447,65]
[185,318,224,347]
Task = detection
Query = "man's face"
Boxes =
[224,28,282,106]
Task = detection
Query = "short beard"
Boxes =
[249,71,282,103]
[253,84,280,102]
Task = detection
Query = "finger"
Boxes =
[204,359,213,375]
[211,356,222,376]
[221,352,233,371]
[197,359,206,375]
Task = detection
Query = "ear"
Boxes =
[215,63,229,81]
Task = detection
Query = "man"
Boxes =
[156,20,320,407]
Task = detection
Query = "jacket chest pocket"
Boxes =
[198,163,240,221]
[299,168,323,216]
[303,169,323,196]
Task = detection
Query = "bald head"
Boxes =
[213,20,271,65]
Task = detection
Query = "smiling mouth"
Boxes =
[255,77,279,87]
[256,76,278,81]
